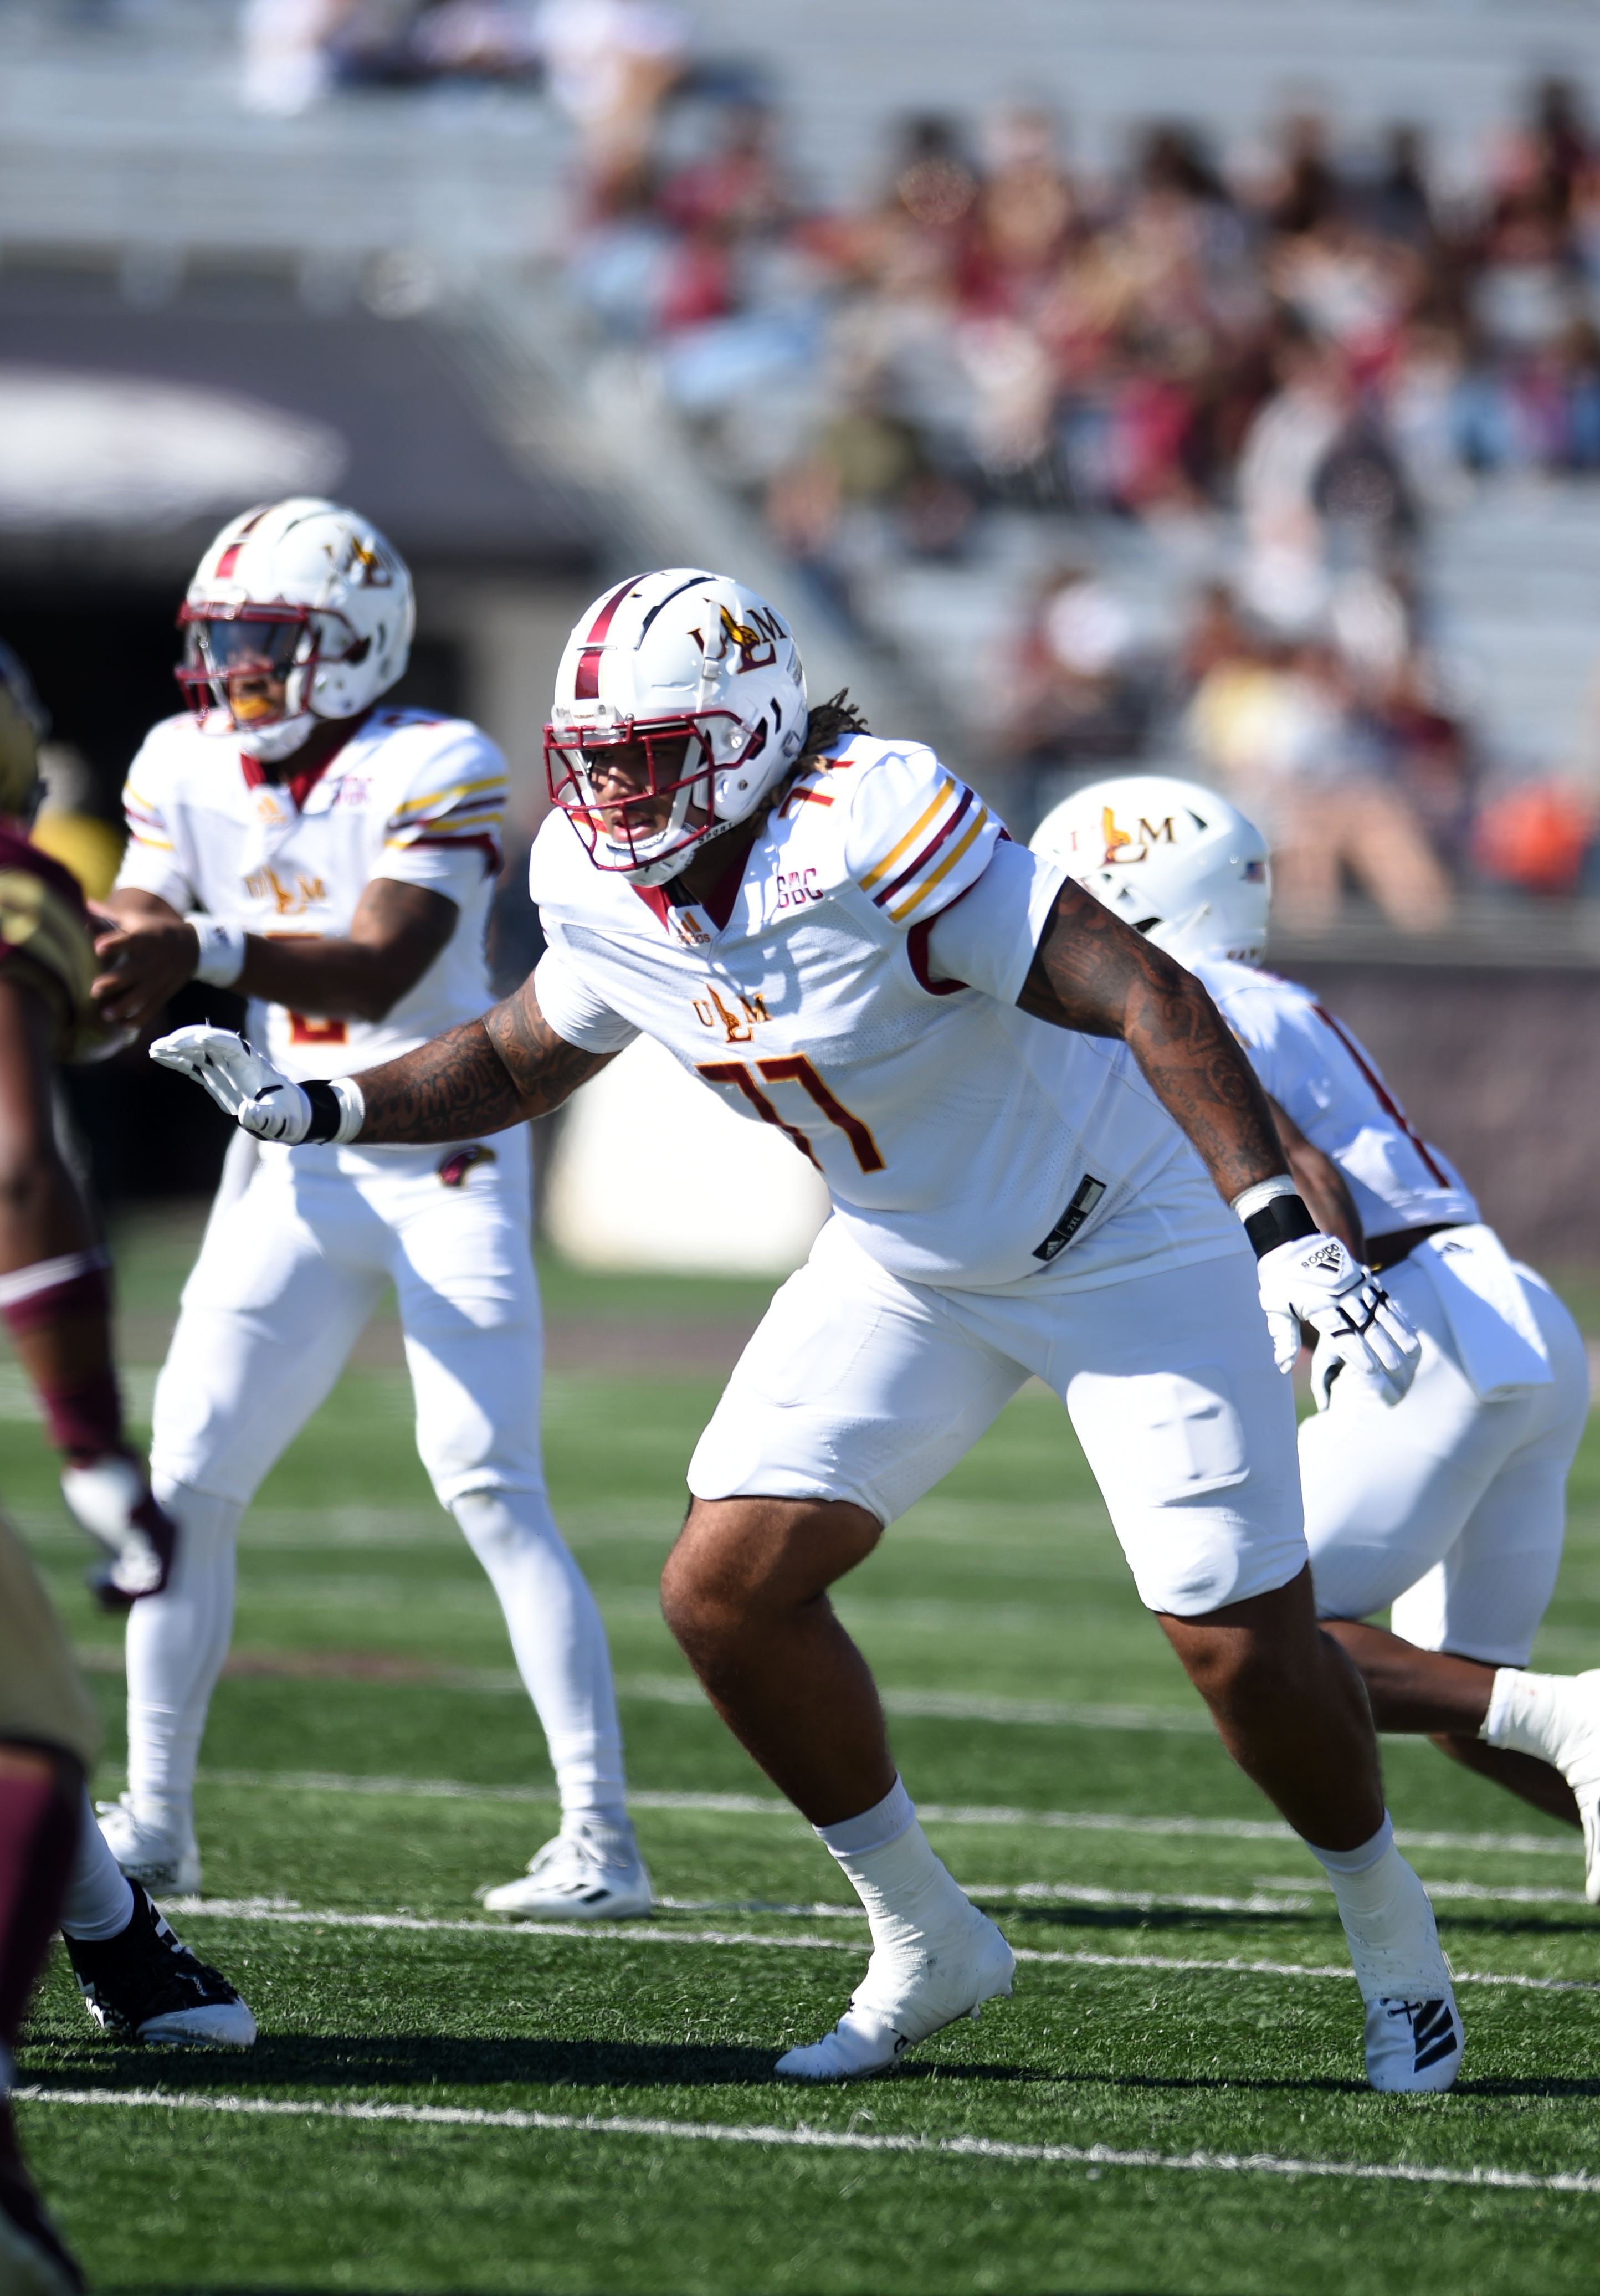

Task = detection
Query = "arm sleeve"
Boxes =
[924,840,1073,1003]
[842,743,1002,930]
[532,944,640,1056]
[368,727,507,907]
[114,757,196,911]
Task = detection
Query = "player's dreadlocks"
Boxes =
[761,691,869,828]
[797,689,869,766]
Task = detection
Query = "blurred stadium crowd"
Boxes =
[88,5,1600,927]
[558,65,1600,926]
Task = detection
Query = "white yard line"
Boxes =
[13,2087,1600,2197]
[157,1900,1600,1992]
[656,1887,1321,1916]
[182,1767,1583,1863]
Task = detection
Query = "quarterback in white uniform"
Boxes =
[1037,777,1597,1881]
[158,568,1466,2097]
[90,498,650,1920]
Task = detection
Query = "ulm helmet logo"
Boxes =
[1102,808,1177,865]
[1032,773,1272,968]
[705,603,785,673]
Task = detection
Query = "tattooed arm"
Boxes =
[1017,878,1287,1205]
[352,972,617,1143]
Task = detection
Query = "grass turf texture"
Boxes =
[8,1219,1600,2293]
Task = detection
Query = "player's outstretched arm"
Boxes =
[153,971,616,1147]
[356,975,616,1141]
[1018,877,1286,1203]
[1019,882,1419,1400]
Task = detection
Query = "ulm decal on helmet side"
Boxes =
[1033,774,1271,966]
[1099,807,1179,865]
[545,570,809,889]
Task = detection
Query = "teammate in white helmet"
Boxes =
[1034,775,1595,1880]
[88,499,651,1920]
[156,568,1465,2097]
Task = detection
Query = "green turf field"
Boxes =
[11,1216,1600,2294]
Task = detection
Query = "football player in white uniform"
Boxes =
[1034,776,1596,1879]
[88,499,650,1920]
[156,568,1468,2097]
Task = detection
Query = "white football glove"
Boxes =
[61,1453,177,1612]
[150,1025,315,1142]
[1257,1232,1422,1407]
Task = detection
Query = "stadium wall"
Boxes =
[1286,959,1600,1264]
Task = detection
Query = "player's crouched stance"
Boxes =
[1039,777,1596,1893]
[156,570,1461,2095]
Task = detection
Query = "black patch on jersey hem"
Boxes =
[1032,1174,1107,1262]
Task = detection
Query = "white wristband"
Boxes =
[186,915,247,988]
[1230,1175,1299,1223]
[328,1075,366,1145]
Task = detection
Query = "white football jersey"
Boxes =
[1190,955,1478,1239]
[117,708,504,1082]
[530,733,1243,1290]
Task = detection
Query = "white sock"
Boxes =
[59,1787,135,1941]
[1309,1813,1443,1997]
[124,1480,242,1843]
[816,1777,973,1953]
[1481,1669,1599,1785]
[452,1488,629,1832]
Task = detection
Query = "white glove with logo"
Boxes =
[1257,1232,1422,1407]
[150,1026,363,1145]
[151,1025,315,1140]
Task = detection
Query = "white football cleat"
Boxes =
[1341,1857,1463,2094]
[95,1796,201,1898]
[480,1821,653,1920]
[1363,1994,1462,2094]
[776,1904,1016,2082]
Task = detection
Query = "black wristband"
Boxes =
[1244,1193,1319,1259]
[302,1080,343,1145]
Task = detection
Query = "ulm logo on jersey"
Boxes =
[1101,808,1177,865]
[696,604,784,673]
[246,867,327,918]
[693,987,771,1043]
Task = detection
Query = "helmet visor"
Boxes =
[176,609,313,728]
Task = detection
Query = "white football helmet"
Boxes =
[177,498,415,762]
[1032,773,1271,965]
[545,569,808,887]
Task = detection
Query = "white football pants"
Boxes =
[1301,1252,1590,1666]
[690,1218,1308,1617]
[124,1128,627,1840]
